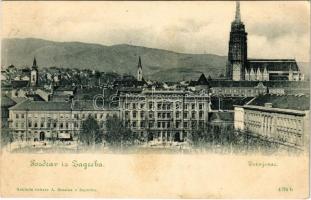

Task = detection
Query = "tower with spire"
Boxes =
[227,1,248,81]
[137,56,143,82]
[30,56,38,86]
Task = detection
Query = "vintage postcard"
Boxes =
[0,1,310,198]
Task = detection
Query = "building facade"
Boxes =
[8,100,119,142]
[119,89,211,142]
[234,95,309,148]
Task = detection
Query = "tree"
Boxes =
[80,116,102,146]
[104,115,138,149]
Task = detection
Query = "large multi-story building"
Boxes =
[227,2,304,81]
[234,94,309,148]
[8,100,119,142]
[118,89,211,142]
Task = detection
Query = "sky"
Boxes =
[2,1,310,61]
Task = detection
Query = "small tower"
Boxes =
[30,57,38,86]
[137,56,143,81]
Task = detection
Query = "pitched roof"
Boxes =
[9,100,71,111]
[197,73,208,85]
[9,100,117,111]
[249,94,309,111]
[1,95,17,107]
[247,59,299,72]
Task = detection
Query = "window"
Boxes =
[149,122,154,128]
[125,111,129,118]
[60,123,63,128]
[15,122,18,128]
[158,113,161,119]
[141,121,145,128]
[125,103,130,109]
[66,123,69,128]
[149,103,153,110]
[16,114,19,119]
[149,112,154,119]
[34,122,38,128]
[140,112,144,118]
[199,111,204,119]
[184,104,188,110]
[183,122,188,128]
[21,114,25,118]
[199,104,203,110]
[132,103,136,109]
[162,122,165,128]
[132,111,137,118]
[132,121,136,128]
[28,122,32,127]
[21,122,25,128]
[54,123,57,128]
[176,111,180,118]
[140,103,145,109]
[167,122,171,128]
[157,122,161,128]
[167,113,171,118]
[176,121,180,128]
[191,104,195,110]
[191,112,196,119]
[40,122,44,128]
[157,103,161,110]
[183,112,188,118]
[162,113,166,119]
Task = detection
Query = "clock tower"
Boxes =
[227,1,248,81]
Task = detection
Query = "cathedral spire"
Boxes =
[235,1,241,22]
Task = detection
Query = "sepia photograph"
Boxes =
[0,1,310,198]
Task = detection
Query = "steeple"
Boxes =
[137,56,143,81]
[32,56,38,69]
[138,56,142,69]
[235,1,241,23]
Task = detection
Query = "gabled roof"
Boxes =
[197,73,208,85]
[247,59,299,71]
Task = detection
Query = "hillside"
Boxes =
[1,38,227,81]
[2,38,309,81]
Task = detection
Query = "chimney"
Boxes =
[264,103,272,108]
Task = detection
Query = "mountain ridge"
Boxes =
[1,38,308,81]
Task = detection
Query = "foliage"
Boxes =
[0,128,13,147]
[80,116,102,146]
[104,115,138,149]
[188,123,281,153]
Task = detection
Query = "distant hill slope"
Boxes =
[2,38,308,81]
[1,38,227,81]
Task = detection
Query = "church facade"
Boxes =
[227,2,304,81]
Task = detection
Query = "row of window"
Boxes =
[130,121,205,129]
[14,113,113,120]
[124,102,205,110]
[125,111,205,119]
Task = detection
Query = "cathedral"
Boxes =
[226,2,304,81]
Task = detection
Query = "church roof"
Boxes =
[247,59,299,72]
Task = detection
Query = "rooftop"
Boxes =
[248,94,310,111]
